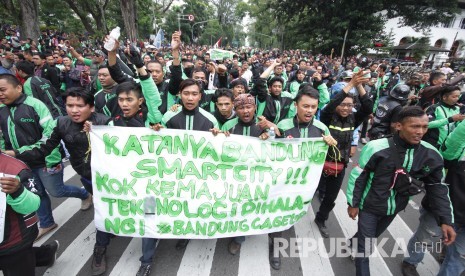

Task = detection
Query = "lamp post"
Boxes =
[191,19,217,43]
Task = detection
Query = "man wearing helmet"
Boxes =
[368,84,410,140]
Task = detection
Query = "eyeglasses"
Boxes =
[339,103,355,108]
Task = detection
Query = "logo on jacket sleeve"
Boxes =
[28,177,38,193]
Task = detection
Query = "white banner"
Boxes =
[90,126,328,239]
[0,173,7,243]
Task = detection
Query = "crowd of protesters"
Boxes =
[1,24,465,276]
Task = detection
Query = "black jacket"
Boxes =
[251,78,294,124]
[347,134,453,225]
[369,96,404,139]
[107,61,182,115]
[39,63,61,93]
[320,91,373,163]
[162,106,218,131]
[15,113,112,180]
[0,94,62,169]
[221,117,264,137]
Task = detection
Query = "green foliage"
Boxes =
[198,20,223,46]
[411,30,432,62]
[253,0,460,53]
[247,0,279,48]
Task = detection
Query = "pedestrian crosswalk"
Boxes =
[26,164,444,276]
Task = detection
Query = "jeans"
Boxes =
[140,238,159,265]
[316,169,346,222]
[96,230,113,247]
[31,165,88,227]
[438,226,465,276]
[81,177,93,195]
[31,167,55,228]
[403,208,442,266]
[353,210,396,276]
[37,164,87,200]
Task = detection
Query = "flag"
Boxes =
[213,37,222,48]
[154,29,164,49]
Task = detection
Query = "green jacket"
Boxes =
[423,102,460,149]
[0,94,61,168]
[347,135,449,219]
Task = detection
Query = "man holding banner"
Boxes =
[159,78,218,250]
[217,94,269,255]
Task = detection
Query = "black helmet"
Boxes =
[389,84,410,101]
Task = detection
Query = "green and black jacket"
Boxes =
[162,105,218,131]
[251,78,294,124]
[422,101,460,149]
[347,134,453,225]
[221,117,264,137]
[108,61,182,115]
[441,120,465,226]
[251,78,330,125]
[0,94,61,169]
[94,85,119,117]
[15,112,113,181]
[23,76,64,119]
[277,116,329,138]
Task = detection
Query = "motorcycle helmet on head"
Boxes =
[389,84,410,101]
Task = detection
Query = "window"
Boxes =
[460,18,465,29]
[442,17,455,28]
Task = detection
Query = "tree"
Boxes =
[0,0,21,25]
[18,0,40,40]
[63,0,111,35]
[184,0,215,42]
[120,0,138,42]
[254,0,459,54]
[198,20,223,46]
[411,30,432,62]
[152,0,174,13]
[210,0,247,46]
[373,28,396,55]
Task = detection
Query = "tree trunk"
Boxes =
[63,0,96,35]
[18,0,40,40]
[120,0,138,43]
[94,14,107,33]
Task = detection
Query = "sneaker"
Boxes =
[228,240,241,255]
[91,246,107,276]
[46,240,60,267]
[136,264,152,276]
[314,218,329,238]
[81,194,93,211]
[35,223,58,242]
[361,138,368,144]
[36,240,60,267]
[175,239,190,250]
[401,261,419,276]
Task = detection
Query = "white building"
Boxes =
[383,0,465,65]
